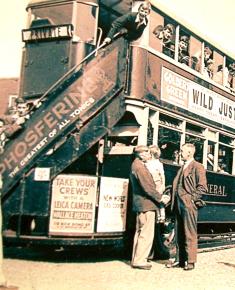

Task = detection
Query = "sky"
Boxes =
[0,0,234,78]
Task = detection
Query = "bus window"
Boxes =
[178,29,203,72]
[185,123,204,163]
[212,50,224,85]
[225,60,235,93]
[189,36,202,72]
[178,32,190,66]
[207,141,216,171]
[147,120,154,146]
[218,134,234,174]
[203,45,214,79]
[150,9,175,59]
[158,127,181,162]
[75,3,98,43]
[29,3,73,27]
[158,114,181,162]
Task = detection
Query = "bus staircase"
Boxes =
[0,38,128,204]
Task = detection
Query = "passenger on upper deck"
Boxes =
[6,98,31,127]
[153,23,175,58]
[102,2,151,45]
[178,35,190,65]
[227,62,235,92]
[203,46,214,78]
[1,98,31,141]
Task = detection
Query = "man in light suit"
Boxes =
[167,143,207,270]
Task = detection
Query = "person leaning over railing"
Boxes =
[102,1,151,45]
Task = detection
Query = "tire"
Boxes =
[154,185,176,259]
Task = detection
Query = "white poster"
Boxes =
[49,174,98,235]
[161,67,235,129]
[97,177,129,232]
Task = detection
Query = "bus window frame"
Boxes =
[126,100,235,174]
[142,5,235,96]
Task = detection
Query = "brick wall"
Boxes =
[0,78,19,115]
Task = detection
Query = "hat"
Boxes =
[134,145,149,153]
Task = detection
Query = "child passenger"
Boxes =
[146,145,166,223]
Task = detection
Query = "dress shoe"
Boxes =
[165,261,184,268]
[184,263,195,271]
[132,264,152,270]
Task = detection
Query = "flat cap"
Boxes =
[134,145,149,153]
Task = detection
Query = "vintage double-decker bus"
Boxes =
[1,0,234,257]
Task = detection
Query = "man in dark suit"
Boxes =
[103,2,151,45]
[129,145,170,270]
[167,143,207,271]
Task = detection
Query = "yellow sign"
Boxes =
[49,174,98,235]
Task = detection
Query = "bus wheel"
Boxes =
[154,218,176,260]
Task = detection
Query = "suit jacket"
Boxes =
[171,160,208,211]
[129,158,162,213]
[107,12,148,41]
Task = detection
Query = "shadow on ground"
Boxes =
[4,244,133,263]
[218,262,235,268]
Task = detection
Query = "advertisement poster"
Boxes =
[97,177,129,232]
[161,67,235,129]
[49,174,98,235]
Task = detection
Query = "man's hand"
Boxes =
[161,194,171,205]
[102,37,111,46]
[16,117,26,125]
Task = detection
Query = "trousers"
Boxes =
[132,211,155,265]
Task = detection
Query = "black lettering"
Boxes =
[192,89,199,104]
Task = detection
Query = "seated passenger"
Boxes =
[153,23,175,58]
[178,35,190,65]
[203,46,214,78]
[227,62,235,92]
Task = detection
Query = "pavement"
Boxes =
[3,246,235,290]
